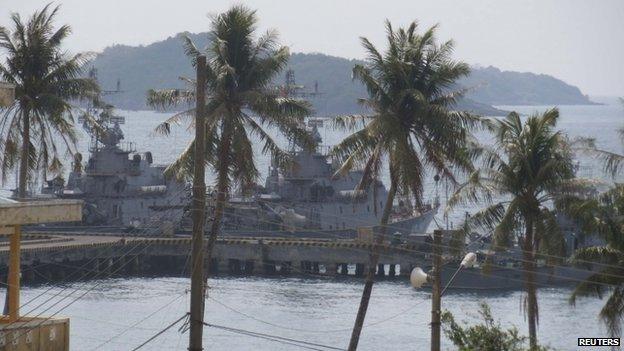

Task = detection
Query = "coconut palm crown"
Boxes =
[147,6,313,186]
[559,184,624,338]
[447,108,585,349]
[332,21,478,206]
[332,20,479,350]
[0,4,99,197]
[146,5,314,286]
[560,104,624,338]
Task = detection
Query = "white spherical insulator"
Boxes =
[410,267,429,289]
[461,252,477,268]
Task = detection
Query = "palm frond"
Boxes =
[0,5,98,190]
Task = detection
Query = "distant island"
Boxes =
[91,32,595,116]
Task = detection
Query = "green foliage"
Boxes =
[560,184,624,338]
[447,109,588,347]
[331,20,480,207]
[460,65,593,106]
[448,109,582,251]
[338,20,482,348]
[442,302,552,351]
[147,5,313,185]
[560,112,623,338]
[0,4,99,186]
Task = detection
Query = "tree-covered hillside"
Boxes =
[463,65,594,105]
[91,32,593,115]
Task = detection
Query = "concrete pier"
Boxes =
[0,233,430,283]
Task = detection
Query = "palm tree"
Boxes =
[559,184,624,338]
[0,4,99,198]
[571,98,623,178]
[330,21,478,350]
[147,5,313,276]
[560,100,624,338]
[448,109,580,349]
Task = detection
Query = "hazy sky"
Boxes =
[4,0,624,96]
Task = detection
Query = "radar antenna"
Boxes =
[79,67,127,152]
[277,69,323,98]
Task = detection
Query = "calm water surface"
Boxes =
[2,277,610,350]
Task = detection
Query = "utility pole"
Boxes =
[189,55,207,351]
[431,229,442,351]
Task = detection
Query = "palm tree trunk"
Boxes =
[348,181,397,351]
[522,216,538,350]
[18,110,30,199]
[204,122,233,280]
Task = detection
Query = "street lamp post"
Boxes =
[410,231,477,351]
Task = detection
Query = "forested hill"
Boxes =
[91,32,594,116]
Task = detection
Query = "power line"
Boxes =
[92,292,186,350]
[131,313,189,351]
[4,188,191,343]
[13,185,190,310]
[202,321,346,351]
[207,295,430,334]
[6,186,615,347]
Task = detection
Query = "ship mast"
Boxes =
[80,67,125,153]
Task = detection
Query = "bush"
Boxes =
[441,302,551,351]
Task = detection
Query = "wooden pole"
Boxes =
[189,55,207,351]
[431,229,442,351]
[8,224,21,322]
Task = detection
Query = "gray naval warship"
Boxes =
[38,110,437,238]
[42,106,188,229]
[217,120,439,238]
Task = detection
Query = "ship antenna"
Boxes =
[444,177,450,230]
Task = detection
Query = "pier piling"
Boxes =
[389,264,396,277]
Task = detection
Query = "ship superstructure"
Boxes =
[222,121,438,235]
[44,105,187,227]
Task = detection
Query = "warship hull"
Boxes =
[438,264,593,290]
[220,206,437,239]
